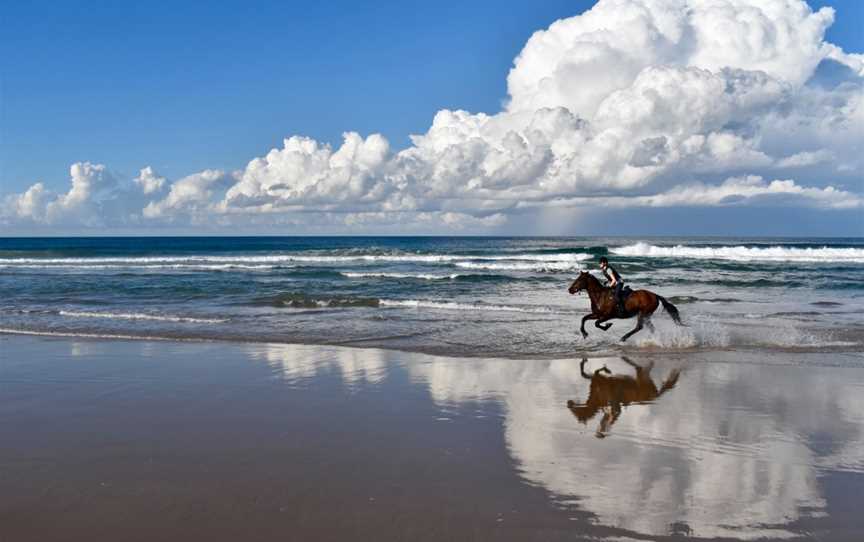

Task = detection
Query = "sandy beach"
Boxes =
[2,335,863,541]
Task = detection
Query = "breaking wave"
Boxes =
[251,294,571,314]
[342,272,462,281]
[611,243,864,263]
[453,261,583,272]
[252,293,382,309]
[379,299,570,314]
[58,310,227,324]
[0,263,289,272]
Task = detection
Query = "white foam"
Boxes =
[342,272,461,280]
[58,310,227,324]
[0,328,185,342]
[611,243,864,263]
[0,263,285,271]
[454,261,583,272]
[628,319,858,350]
[379,299,568,314]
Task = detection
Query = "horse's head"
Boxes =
[568,271,590,294]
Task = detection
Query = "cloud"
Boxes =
[224,133,390,209]
[134,167,166,195]
[2,162,118,227]
[2,0,862,232]
[142,169,237,221]
[401,355,864,539]
[258,345,864,539]
[527,175,863,209]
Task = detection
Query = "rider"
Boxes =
[599,257,626,314]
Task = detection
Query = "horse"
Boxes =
[568,270,683,342]
[567,357,681,438]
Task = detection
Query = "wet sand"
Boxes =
[2,336,863,541]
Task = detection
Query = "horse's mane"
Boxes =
[583,271,603,288]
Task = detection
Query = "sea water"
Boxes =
[1,236,862,357]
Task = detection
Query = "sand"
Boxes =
[1,335,863,541]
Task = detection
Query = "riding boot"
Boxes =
[614,284,626,315]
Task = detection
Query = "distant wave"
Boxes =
[58,310,227,324]
[0,263,288,272]
[453,261,583,272]
[0,252,593,267]
[253,293,381,309]
[611,243,864,263]
[342,272,461,281]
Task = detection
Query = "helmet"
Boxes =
[599,257,608,265]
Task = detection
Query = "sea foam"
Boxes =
[379,299,569,314]
[342,272,461,281]
[58,310,227,324]
[611,243,864,263]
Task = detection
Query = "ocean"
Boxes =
[1,236,862,358]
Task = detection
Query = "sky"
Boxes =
[1,0,862,236]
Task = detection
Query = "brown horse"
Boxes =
[567,357,680,438]
[568,271,683,341]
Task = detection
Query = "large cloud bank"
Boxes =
[3,0,862,232]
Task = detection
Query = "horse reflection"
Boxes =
[567,357,680,438]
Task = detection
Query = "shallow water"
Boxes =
[2,336,863,540]
[1,236,862,357]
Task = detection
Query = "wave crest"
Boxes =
[58,310,227,324]
[342,272,461,281]
[379,299,568,314]
[611,243,864,263]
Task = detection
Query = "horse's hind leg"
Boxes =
[621,314,644,342]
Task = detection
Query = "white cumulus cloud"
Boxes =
[2,0,861,232]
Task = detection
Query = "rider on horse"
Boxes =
[599,257,626,315]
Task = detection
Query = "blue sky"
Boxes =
[1,0,862,235]
[2,0,589,187]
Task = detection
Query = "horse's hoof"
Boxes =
[620,337,628,342]
[566,400,576,408]
[581,332,588,339]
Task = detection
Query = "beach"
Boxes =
[3,335,863,541]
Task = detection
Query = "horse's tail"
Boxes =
[657,295,684,326]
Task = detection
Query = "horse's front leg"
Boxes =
[580,313,597,338]
[621,314,644,342]
[595,317,613,331]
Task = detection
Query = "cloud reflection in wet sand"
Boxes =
[258,344,864,539]
[252,343,391,386]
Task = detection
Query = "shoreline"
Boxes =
[2,326,862,362]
